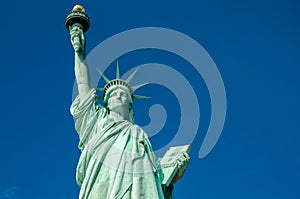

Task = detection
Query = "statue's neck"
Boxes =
[110,109,130,121]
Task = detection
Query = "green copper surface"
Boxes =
[67,5,190,199]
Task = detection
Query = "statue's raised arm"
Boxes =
[66,5,91,100]
[70,23,91,100]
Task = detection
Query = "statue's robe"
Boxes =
[71,89,170,199]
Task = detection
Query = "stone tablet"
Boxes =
[160,145,191,186]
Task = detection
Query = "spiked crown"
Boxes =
[96,62,149,101]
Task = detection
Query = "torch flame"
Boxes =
[72,5,85,13]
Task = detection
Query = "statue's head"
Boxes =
[103,84,133,111]
[97,62,149,122]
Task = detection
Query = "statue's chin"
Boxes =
[110,107,125,113]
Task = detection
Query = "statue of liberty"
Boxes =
[67,5,190,199]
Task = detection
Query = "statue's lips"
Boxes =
[110,100,125,106]
[113,100,123,104]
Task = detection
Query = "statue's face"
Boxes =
[107,87,131,112]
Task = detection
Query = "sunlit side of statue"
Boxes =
[66,5,190,199]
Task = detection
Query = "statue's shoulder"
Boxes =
[129,124,148,138]
[130,123,143,130]
[97,107,109,119]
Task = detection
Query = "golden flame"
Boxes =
[72,5,85,13]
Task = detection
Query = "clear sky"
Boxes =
[0,0,299,198]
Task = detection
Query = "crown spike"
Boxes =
[134,95,151,99]
[97,68,110,84]
[125,68,139,83]
[132,83,149,91]
[116,61,120,79]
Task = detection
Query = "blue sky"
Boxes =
[0,0,299,198]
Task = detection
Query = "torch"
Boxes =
[65,5,90,49]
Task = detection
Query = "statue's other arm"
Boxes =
[70,23,91,100]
